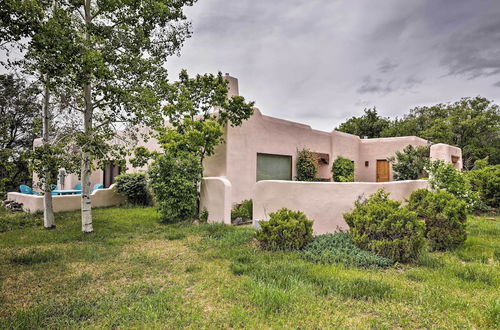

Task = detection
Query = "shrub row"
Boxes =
[295,148,355,182]
[255,187,468,264]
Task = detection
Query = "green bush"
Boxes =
[255,208,314,251]
[426,160,481,211]
[148,152,201,223]
[343,189,425,263]
[408,189,468,251]
[114,172,151,206]
[467,164,500,209]
[296,148,317,181]
[388,145,429,180]
[231,199,253,220]
[331,156,354,182]
[302,232,394,268]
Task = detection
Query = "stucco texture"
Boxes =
[200,177,232,224]
[253,180,429,234]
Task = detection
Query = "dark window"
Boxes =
[256,153,292,181]
[103,162,123,188]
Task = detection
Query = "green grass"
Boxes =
[0,207,499,328]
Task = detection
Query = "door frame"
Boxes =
[376,159,390,182]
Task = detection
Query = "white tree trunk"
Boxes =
[81,149,93,232]
[81,0,93,233]
[81,83,93,232]
[42,80,55,229]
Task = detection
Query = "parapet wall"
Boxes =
[253,180,429,234]
[430,143,462,169]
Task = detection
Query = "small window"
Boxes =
[256,153,292,181]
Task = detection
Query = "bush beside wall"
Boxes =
[408,189,468,251]
[426,160,481,211]
[467,164,500,210]
[331,157,354,182]
[343,189,425,263]
[114,172,151,206]
[388,144,429,180]
[148,152,201,223]
[296,148,318,181]
[231,199,253,220]
[255,208,314,251]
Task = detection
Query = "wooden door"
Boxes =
[376,160,390,182]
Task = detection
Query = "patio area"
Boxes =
[6,185,125,213]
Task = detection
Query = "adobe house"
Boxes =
[32,74,462,205]
[200,75,462,203]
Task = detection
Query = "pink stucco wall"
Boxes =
[253,180,430,234]
[216,109,439,203]
[357,136,430,182]
[430,143,463,169]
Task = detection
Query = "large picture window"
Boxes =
[256,153,292,181]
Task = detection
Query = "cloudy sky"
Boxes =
[167,0,500,130]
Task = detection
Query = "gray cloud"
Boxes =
[442,19,500,78]
[378,59,399,74]
[165,0,498,130]
[357,76,393,95]
[3,0,498,130]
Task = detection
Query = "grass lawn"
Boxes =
[0,207,499,329]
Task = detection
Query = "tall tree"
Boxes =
[336,107,390,138]
[156,70,254,215]
[1,0,77,228]
[4,0,197,232]
[381,97,500,169]
[0,74,41,198]
[336,97,500,169]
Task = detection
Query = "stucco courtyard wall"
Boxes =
[6,185,125,213]
[253,180,429,235]
[200,177,232,224]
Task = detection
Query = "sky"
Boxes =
[166,0,500,131]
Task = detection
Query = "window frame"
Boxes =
[256,152,293,182]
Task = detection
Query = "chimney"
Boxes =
[224,73,239,97]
